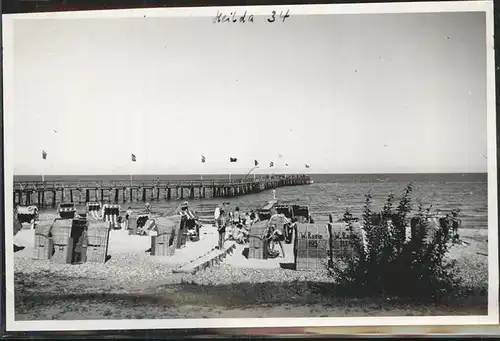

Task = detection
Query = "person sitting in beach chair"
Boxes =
[136,218,158,236]
[265,224,286,258]
[243,212,251,226]
[233,207,241,224]
[284,217,298,244]
[232,222,249,244]
[249,210,259,224]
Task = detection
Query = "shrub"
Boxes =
[333,183,461,299]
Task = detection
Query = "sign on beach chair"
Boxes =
[86,221,111,263]
[17,205,39,225]
[327,222,362,261]
[294,223,329,271]
[33,222,53,260]
[151,216,180,256]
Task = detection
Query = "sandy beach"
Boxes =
[13,212,488,320]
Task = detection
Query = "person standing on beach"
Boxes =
[233,207,241,224]
[125,206,133,230]
[451,209,461,243]
[217,209,227,250]
[178,202,190,247]
[214,204,221,220]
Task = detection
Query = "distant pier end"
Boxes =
[13,175,312,207]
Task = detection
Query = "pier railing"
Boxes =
[13,174,312,207]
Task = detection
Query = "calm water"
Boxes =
[14,173,488,229]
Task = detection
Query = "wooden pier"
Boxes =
[13,175,312,207]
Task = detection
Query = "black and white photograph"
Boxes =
[2,0,498,332]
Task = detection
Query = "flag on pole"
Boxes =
[305,164,310,168]
[230,157,238,162]
[254,160,259,166]
[131,153,137,162]
[269,161,274,167]
[42,150,47,160]
[285,163,289,167]
[201,155,206,163]
[278,153,283,159]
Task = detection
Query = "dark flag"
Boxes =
[230,157,238,162]
[254,160,259,166]
[201,155,206,163]
[305,164,310,168]
[269,161,274,167]
[42,150,47,160]
[131,153,137,162]
[285,163,289,167]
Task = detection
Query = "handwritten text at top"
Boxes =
[212,10,290,24]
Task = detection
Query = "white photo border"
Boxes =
[2,0,498,332]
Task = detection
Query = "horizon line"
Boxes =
[13,171,488,176]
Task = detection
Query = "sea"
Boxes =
[14,173,488,229]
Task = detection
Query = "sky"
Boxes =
[8,10,488,175]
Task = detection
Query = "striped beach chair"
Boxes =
[86,202,103,220]
[16,205,39,226]
[102,204,120,228]
[58,203,76,219]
